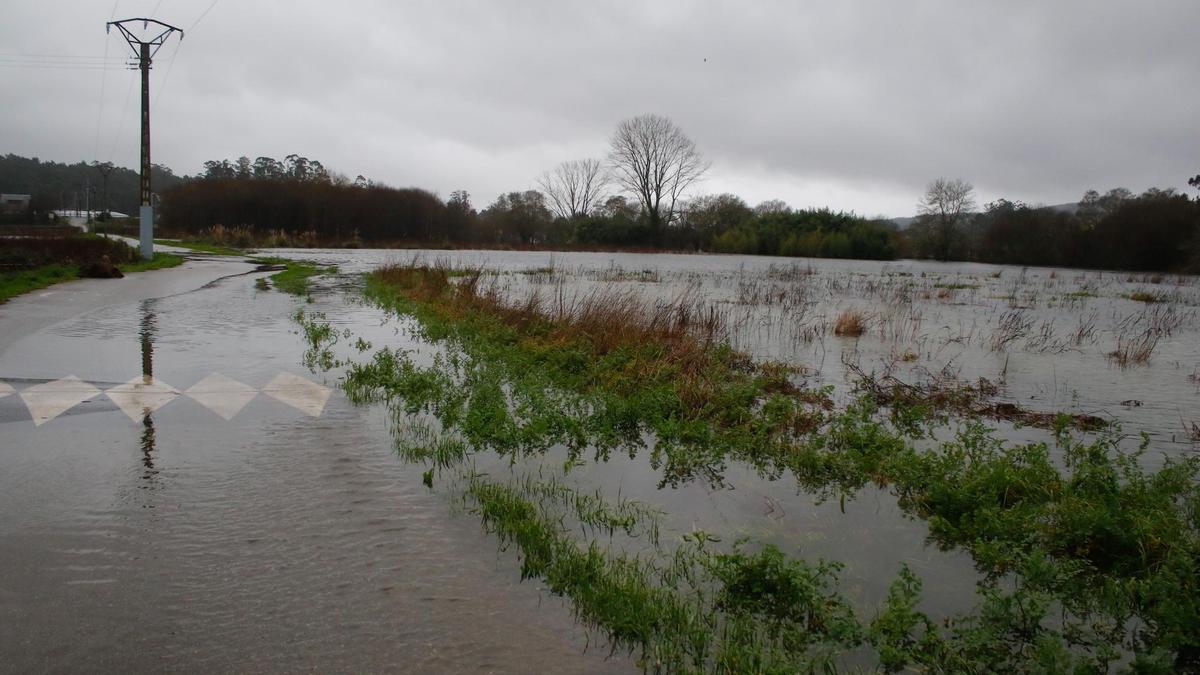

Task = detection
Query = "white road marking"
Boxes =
[19,376,102,426]
[185,373,258,420]
[9,372,334,426]
[105,377,180,422]
[262,372,332,417]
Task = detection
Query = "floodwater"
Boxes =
[2,249,1197,672]
[268,248,1200,624]
[0,257,632,673]
[271,248,1200,455]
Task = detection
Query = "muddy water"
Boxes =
[0,261,632,673]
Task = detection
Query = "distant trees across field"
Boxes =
[907,179,1200,272]
[163,158,1200,272]
[161,154,900,258]
[5,150,1199,272]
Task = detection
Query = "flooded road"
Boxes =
[0,258,632,673]
[4,249,1198,672]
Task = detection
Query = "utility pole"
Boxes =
[107,18,183,259]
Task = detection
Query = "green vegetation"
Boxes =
[253,257,335,296]
[710,208,898,260]
[0,254,184,303]
[1128,290,1163,303]
[458,472,1173,673]
[464,475,868,672]
[121,252,185,273]
[0,264,78,303]
[0,233,184,303]
[305,261,1200,672]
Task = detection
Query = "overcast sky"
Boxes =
[2,1,1198,217]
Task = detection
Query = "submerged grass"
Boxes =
[465,474,869,673]
[254,257,336,296]
[340,261,1200,672]
[832,309,867,337]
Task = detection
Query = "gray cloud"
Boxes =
[2,0,1197,217]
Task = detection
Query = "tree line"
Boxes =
[908,178,1200,272]
[5,112,1198,271]
[156,113,898,257]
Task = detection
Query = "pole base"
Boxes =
[139,205,154,260]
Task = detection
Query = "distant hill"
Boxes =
[0,153,186,216]
[890,201,1079,229]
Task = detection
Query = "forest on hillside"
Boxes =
[0,153,184,219]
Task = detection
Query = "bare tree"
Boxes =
[917,178,975,260]
[753,199,792,217]
[538,159,608,220]
[608,114,709,242]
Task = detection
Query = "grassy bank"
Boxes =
[0,252,184,304]
[318,261,1199,672]
[154,239,245,256]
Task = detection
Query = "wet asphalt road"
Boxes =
[0,258,632,674]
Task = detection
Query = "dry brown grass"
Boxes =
[0,235,137,269]
[832,309,867,337]
[374,260,732,377]
[1107,329,1159,367]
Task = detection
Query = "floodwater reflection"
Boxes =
[139,298,157,472]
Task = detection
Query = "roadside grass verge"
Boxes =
[327,260,1200,671]
[0,264,79,303]
[121,252,185,273]
[0,252,184,304]
[154,239,245,256]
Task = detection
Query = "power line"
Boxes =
[94,15,113,161]
[0,62,128,70]
[96,0,123,163]
[0,52,128,72]
[187,0,220,33]
[154,0,221,110]
[107,73,137,163]
[151,37,182,111]
[0,53,124,60]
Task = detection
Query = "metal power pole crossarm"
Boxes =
[107,18,183,259]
